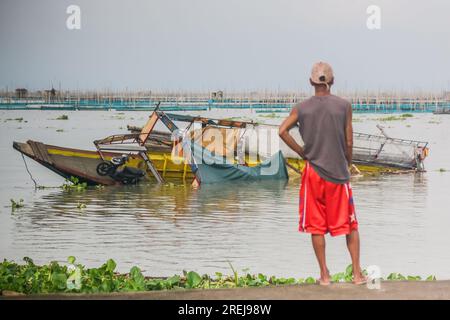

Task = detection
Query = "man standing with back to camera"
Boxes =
[279,62,366,285]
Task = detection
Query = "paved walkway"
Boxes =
[2,281,450,300]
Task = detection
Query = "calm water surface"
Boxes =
[1,110,449,279]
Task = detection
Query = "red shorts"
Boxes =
[299,162,358,236]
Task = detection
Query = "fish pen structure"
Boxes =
[353,132,428,170]
[0,89,449,113]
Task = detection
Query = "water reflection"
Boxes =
[7,174,435,278]
[28,180,289,218]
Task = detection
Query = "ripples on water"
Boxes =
[1,111,450,279]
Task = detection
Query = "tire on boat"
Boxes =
[96,162,114,176]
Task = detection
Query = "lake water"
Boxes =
[1,110,449,279]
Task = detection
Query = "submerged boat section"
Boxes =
[12,107,429,186]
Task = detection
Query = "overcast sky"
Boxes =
[1,0,449,92]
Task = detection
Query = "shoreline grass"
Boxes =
[0,257,436,295]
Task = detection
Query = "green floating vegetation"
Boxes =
[4,117,24,122]
[0,257,437,295]
[76,202,87,209]
[55,115,69,120]
[8,179,89,210]
[377,115,404,121]
[375,113,413,122]
[62,176,87,191]
[258,113,279,119]
[10,199,24,211]
[377,116,402,121]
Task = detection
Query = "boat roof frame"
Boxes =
[162,112,256,129]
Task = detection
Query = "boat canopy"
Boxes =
[163,112,256,128]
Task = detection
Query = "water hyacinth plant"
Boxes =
[10,199,24,211]
[62,176,87,191]
[0,257,437,295]
[76,202,87,209]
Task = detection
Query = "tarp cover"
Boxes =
[187,142,288,184]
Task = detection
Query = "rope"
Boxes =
[20,153,61,189]
[21,152,39,189]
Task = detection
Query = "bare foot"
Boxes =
[318,269,331,286]
[353,273,367,285]
[317,277,331,286]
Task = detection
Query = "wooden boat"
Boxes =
[14,136,425,187]
[13,140,195,186]
[13,109,429,186]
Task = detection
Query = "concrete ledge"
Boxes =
[2,281,450,300]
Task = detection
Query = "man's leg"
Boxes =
[346,230,365,283]
[311,234,330,284]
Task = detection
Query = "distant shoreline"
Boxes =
[1,89,449,113]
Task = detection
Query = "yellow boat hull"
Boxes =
[13,140,411,186]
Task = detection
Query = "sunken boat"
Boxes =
[13,108,429,186]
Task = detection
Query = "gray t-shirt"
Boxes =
[295,95,351,184]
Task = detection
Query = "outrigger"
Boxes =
[13,106,429,186]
